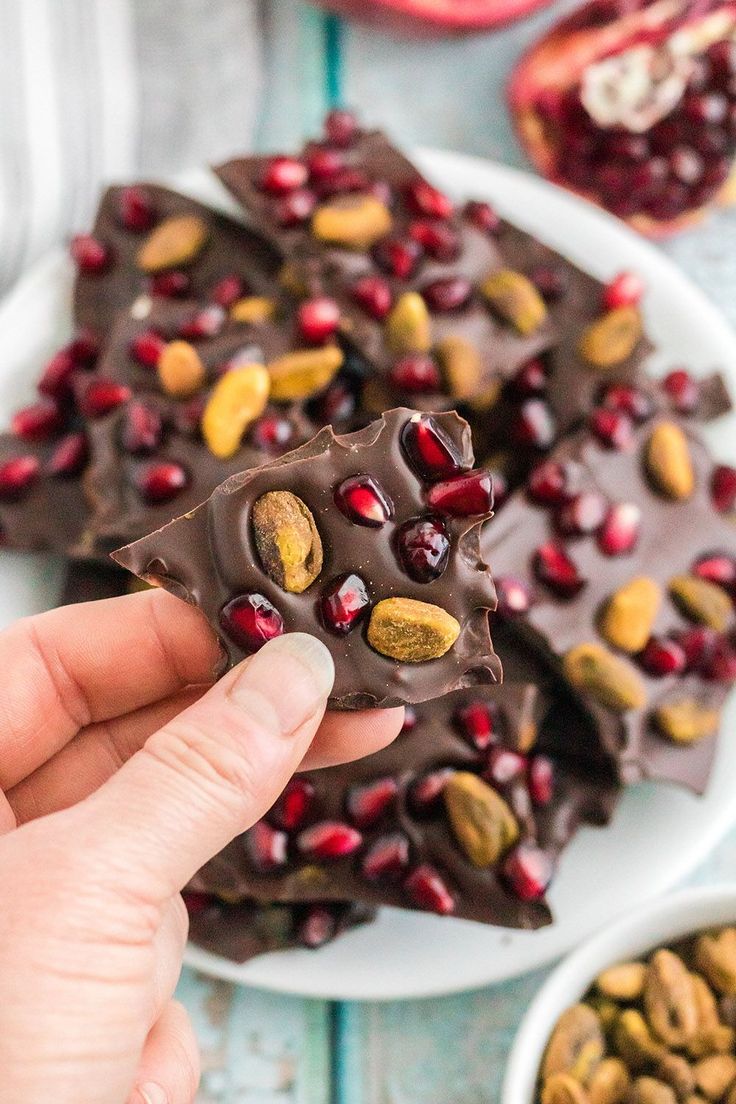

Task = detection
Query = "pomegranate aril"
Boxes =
[486,747,527,787]
[38,349,76,399]
[297,821,362,860]
[400,413,466,481]
[401,706,417,732]
[274,188,317,227]
[454,700,497,751]
[464,200,500,233]
[307,146,346,180]
[121,402,163,454]
[130,329,166,369]
[174,394,206,437]
[529,756,554,806]
[589,408,633,450]
[270,777,315,831]
[426,469,493,517]
[346,777,398,828]
[250,414,294,455]
[703,636,736,683]
[118,185,155,232]
[512,399,557,449]
[298,906,338,949]
[220,593,284,653]
[70,234,110,275]
[179,304,225,340]
[11,399,63,442]
[513,359,548,396]
[313,379,356,426]
[409,219,460,262]
[150,271,190,298]
[528,460,575,506]
[247,821,288,871]
[135,460,189,504]
[320,572,370,635]
[685,92,728,125]
[708,39,736,77]
[324,109,358,147]
[496,575,533,617]
[313,168,369,199]
[361,833,410,883]
[405,178,453,220]
[663,369,700,415]
[491,469,509,510]
[409,768,454,814]
[297,296,340,344]
[389,354,440,395]
[48,432,87,477]
[421,277,471,313]
[396,515,450,583]
[502,843,553,901]
[600,383,654,422]
[712,465,736,513]
[607,134,648,161]
[211,274,245,309]
[641,637,687,677]
[555,490,607,536]
[67,329,99,366]
[351,275,392,320]
[597,502,641,556]
[534,540,585,598]
[530,264,568,302]
[673,625,719,673]
[693,553,736,594]
[182,891,216,916]
[334,474,393,528]
[372,236,422,280]
[80,380,132,418]
[603,271,644,310]
[405,864,455,915]
[670,147,704,186]
[0,455,40,498]
[262,156,308,194]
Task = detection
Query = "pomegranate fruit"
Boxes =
[310,0,555,39]
[509,0,736,235]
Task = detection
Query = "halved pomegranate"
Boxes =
[509,0,736,236]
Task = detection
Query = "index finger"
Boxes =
[0,589,222,790]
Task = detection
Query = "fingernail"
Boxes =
[136,1085,167,1104]
[228,633,334,736]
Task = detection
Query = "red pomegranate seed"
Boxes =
[324,109,358,147]
[589,408,634,450]
[396,515,450,583]
[409,219,460,262]
[307,146,346,180]
[314,379,356,426]
[368,179,394,206]
[250,414,294,455]
[270,777,315,831]
[67,329,100,366]
[703,636,736,683]
[491,469,509,510]
[351,275,392,320]
[334,474,393,528]
[401,706,417,732]
[346,777,398,828]
[529,756,554,806]
[174,394,206,437]
[70,234,110,275]
[261,156,308,194]
[404,864,455,915]
[454,700,497,751]
[121,402,163,454]
[530,264,567,302]
[297,296,340,343]
[513,359,548,396]
[361,833,410,883]
[409,768,454,814]
[38,349,76,399]
[486,747,527,787]
[179,304,225,341]
[555,490,607,536]
[118,185,155,232]
[673,626,719,673]
[426,469,493,517]
[528,460,576,506]
[421,277,472,313]
[534,540,585,598]
[663,369,700,414]
[297,821,362,860]
[182,891,215,916]
[597,502,641,556]
[389,354,441,394]
[135,460,189,503]
[130,329,166,369]
[400,413,466,482]
[320,573,370,635]
[211,274,245,309]
[298,906,338,949]
[373,236,423,280]
[512,399,557,449]
[150,271,190,298]
[274,188,317,227]
[685,92,728,124]
[464,200,500,233]
[48,432,87,477]
[600,383,654,422]
[712,465,736,513]
[0,455,40,498]
[220,593,284,653]
[313,168,369,199]
[80,380,132,418]
[603,271,645,310]
[693,553,736,594]
[11,399,63,442]
[405,178,453,220]
[641,637,687,677]
[247,820,288,871]
[496,575,533,617]
[502,843,553,901]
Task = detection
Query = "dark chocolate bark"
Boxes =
[483,402,736,794]
[113,408,501,709]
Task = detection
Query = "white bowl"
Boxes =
[502,885,736,1104]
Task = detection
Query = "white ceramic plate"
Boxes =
[2,151,735,1001]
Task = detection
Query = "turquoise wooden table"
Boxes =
[178,5,736,1099]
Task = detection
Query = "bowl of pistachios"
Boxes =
[503,885,736,1104]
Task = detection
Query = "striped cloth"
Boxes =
[0,0,265,296]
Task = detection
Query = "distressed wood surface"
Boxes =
[175,4,736,1099]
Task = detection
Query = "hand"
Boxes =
[0,589,403,1104]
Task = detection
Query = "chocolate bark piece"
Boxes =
[73,184,281,336]
[483,405,736,794]
[113,408,501,709]
[189,681,619,928]
[183,893,376,964]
